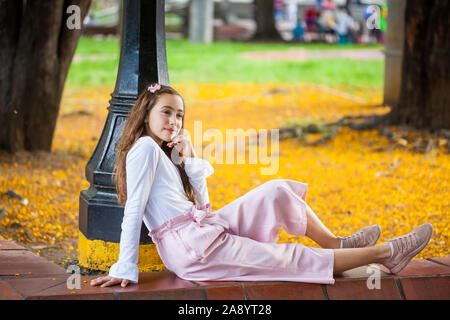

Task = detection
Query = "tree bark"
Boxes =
[386,0,450,130]
[252,0,283,41]
[0,0,92,152]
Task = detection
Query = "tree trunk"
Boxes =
[386,0,450,130]
[0,0,92,153]
[252,0,283,41]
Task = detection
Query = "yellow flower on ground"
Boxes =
[0,83,448,264]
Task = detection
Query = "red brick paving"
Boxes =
[205,285,247,300]
[245,282,326,300]
[0,239,449,300]
[326,278,402,300]
[428,256,450,267]
[400,277,450,300]
[0,250,66,277]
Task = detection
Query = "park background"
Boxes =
[0,0,448,273]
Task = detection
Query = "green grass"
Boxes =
[66,37,384,89]
[73,36,120,54]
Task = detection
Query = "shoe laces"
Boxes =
[344,230,365,247]
[390,232,418,254]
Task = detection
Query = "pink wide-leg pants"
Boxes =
[149,179,335,284]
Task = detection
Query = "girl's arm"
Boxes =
[184,153,214,207]
[108,140,159,283]
[168,133,214,207]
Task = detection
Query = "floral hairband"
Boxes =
[148,83,161,93]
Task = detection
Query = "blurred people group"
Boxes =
[276,0,386,44]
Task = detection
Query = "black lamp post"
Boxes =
[79,0,168,246]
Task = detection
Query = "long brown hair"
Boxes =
[113,83,199,207]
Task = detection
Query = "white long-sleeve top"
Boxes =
[108,135,214,283]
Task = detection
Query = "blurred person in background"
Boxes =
[274,0,284,22]
[292,17,305,42]
[286,0,299,24]
[304,5,319,32]
[318,5,336,42]
[335,5,356,44]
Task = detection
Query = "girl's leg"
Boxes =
[174,230,337,284]
[212,179,372,250]
[210,179,311,243]
[305,204,382,250]
[304,203,341,249]
[333,242,391,274]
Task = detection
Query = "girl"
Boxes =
[91,83,433,288]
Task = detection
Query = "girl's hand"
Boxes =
[90,275,129,288]
[167,133,196,158]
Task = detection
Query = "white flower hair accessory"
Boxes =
[147,83,161,93]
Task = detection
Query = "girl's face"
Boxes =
[146,93,184,146]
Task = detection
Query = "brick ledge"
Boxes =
[1,239,449,300]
